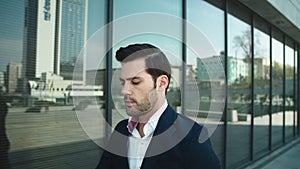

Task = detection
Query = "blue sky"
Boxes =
[111,0,225,66]
[0,0,24,71]
[1,0,289,72]
[0,0,105,72]
[0,0,228,72]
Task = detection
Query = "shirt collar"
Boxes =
[127,100,168,135]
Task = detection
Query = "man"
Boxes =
[96,43,221,169]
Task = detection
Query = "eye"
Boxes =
[131,79,141,85]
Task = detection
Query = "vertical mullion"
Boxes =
[293,42,296,137]
[250,14,254,161]
[283,35,286,144]
[105,0,113,133]
[298,44,300,136]
[224,0,229,168]
[182,0,187,115]
[269,27,273,151]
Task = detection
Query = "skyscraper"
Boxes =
[23,0,57,80]
[7,63,22,94]
[0,71,5,87]
[23,0,87,81]
[56,0,88,80]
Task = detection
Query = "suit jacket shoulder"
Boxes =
[174,113,221,169]
[96,105,221,169]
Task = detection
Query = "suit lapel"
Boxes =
[141,106,178,169]
[108,120,130,169]
[153,105,178,136]
[113,106,178,169]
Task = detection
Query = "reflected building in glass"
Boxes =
[23,0,87,81]
[254,57,270,80]
[197,52,226,81]
[6,63,22,94]
[57,0,88,81]
[2,0,298,168]
[23,0,57,80]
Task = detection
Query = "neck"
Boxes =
[137,97,165,124]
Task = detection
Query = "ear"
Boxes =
[156,75,169,92]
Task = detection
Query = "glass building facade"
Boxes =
[58,0,87,80]
[0,0,299,168]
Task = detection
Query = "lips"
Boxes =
[124,99,136,107]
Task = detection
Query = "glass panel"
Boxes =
[296,46,299,136]
[0,2,23,168]
[187,0,225,165]
[112,0,182,128]
[227,14,252,168]
[271,36,284,148]
[253,26,270,158]
[285,43,295,141]
[1,0,107,168]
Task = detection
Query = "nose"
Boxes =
[121,82,132,96]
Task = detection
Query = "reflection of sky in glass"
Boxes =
[285,45,294,66]
[112,0,182,68]
[296,49,298,70]
[0,0,106,71]
[0,0,24,71]
[272,38,283,63]
[87,0,106,38]
[228,15,251,59]
[114,0,181,18]
[79,0,107,71]
[1,0,297,72]
[187,0,224,64]
[254,29,270,59]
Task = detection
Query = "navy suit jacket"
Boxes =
[96,105,221,169]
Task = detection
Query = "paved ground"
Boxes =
[6,106,106,169]
[4,106,300,169]
[261,139,300,169]
[245,138,300,169]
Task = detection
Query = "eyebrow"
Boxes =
[119,76,143,81]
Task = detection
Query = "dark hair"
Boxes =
[116,43,171,92]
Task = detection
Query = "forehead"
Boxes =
[120,58,147,78]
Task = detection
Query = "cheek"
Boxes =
[134,83,154,93]
[134,87,153,100]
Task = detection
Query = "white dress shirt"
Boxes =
[127,100,168,169]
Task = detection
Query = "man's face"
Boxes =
[119,58,158,117]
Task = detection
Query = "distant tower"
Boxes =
[0,71,5,87]
[22,0,87,81]
[7,63,22,94]
[57,0,88,81]
[23,0,57,80]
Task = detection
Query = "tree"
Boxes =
[285,65,294,80]
[233,29,252,59]
[233,29,262,62]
